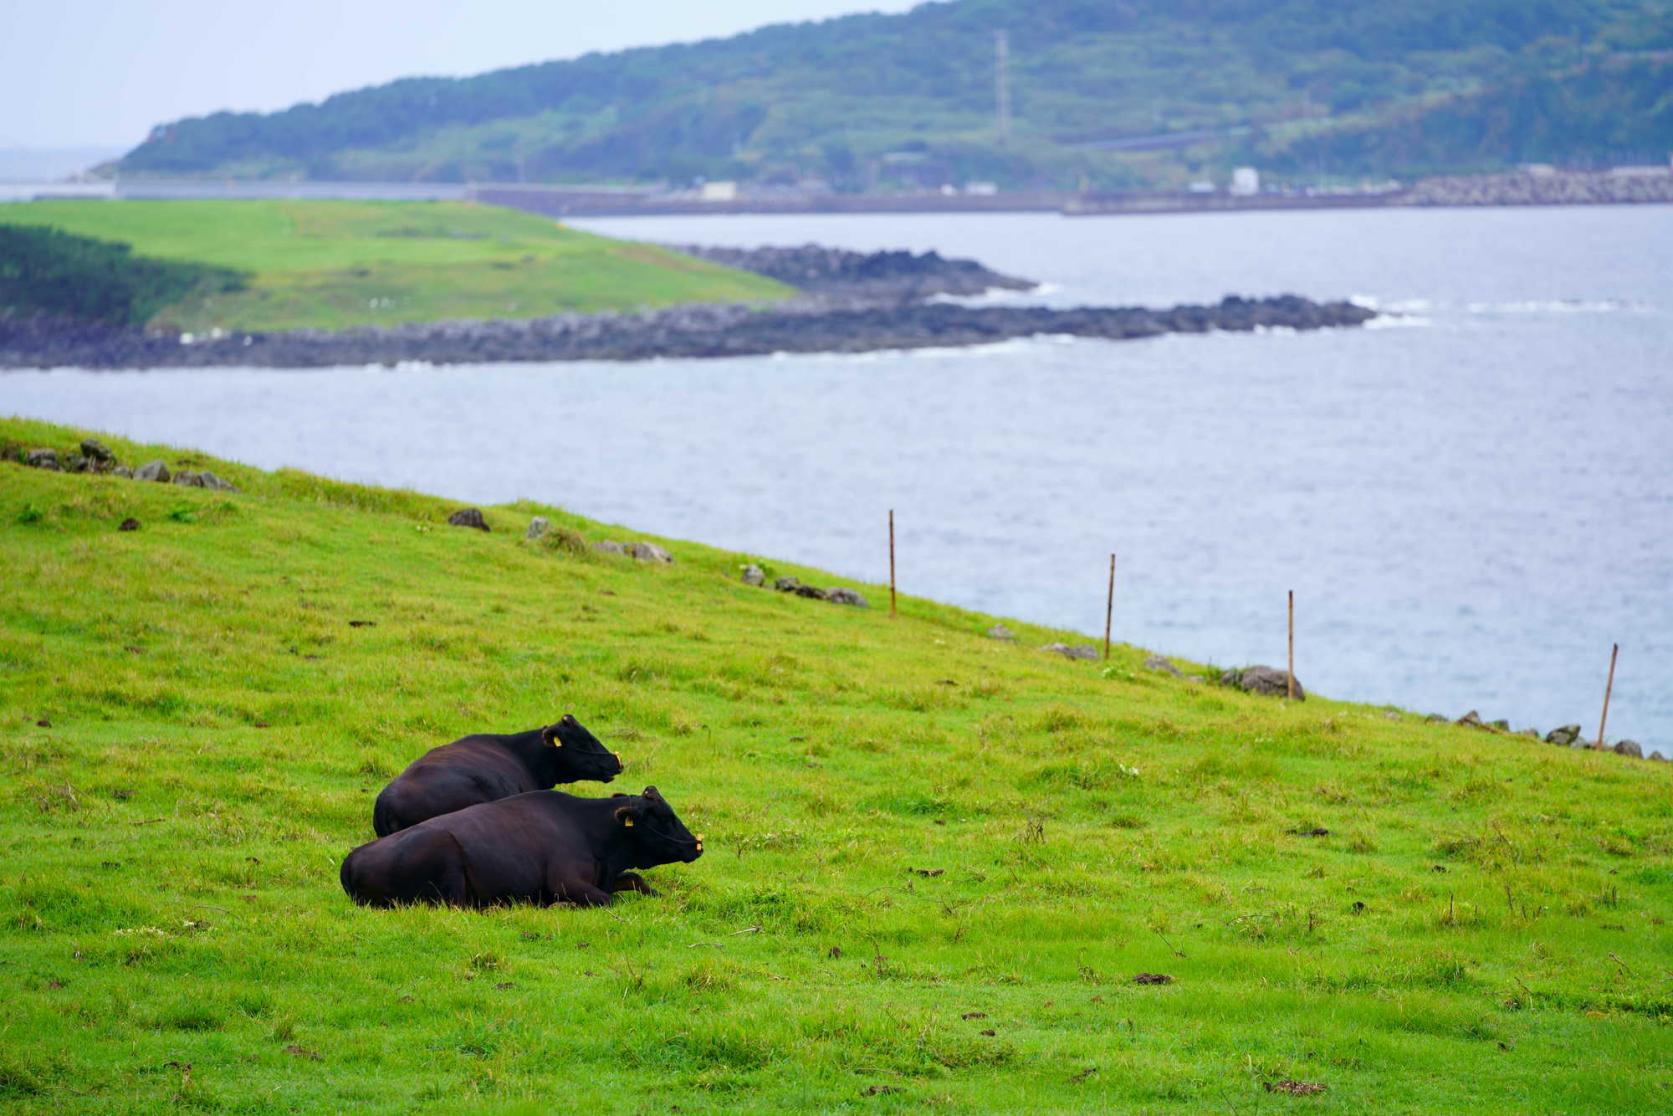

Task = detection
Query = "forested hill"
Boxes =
[117,0,1673,190]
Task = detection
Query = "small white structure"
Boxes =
[698,180,739,202]
[964,181,999,196]
[1229,166,1260,196]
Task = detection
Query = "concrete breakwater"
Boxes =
[0,295,1374,370]
[671,243,1036,301]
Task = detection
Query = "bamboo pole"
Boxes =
[1102,553,1116,661]
[1596,643,1618,750]
[888,509,897,618]
[1287,590,1296,700]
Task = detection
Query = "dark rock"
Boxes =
[1144,654,1181,676]
[24,448,59,470]
[1613,740,1643,759]
[986,624,1016,641]
[118,517,140,532]
[0,295,1375,371]
[198,471,235,492]
[1044,643,1098,661]
[794,584,830,601]
[447,508,489,531]
[65,453,89,473]
[740,563,765,586]
[625,541,672,564]
[80,439,115,464]
[1457,710,1487,729]
[1223,665,1305,700]
[172,471,204,487]
[134,460,170,483]
[1133,973,1173,985]
[1425,714,1448,723]
[773,576,802,592]
[593,540,624,555]
[525,516,549,540]
[1649,751,1668,762]
[671,243,1036,301]
[112,466,133,479]
[1545,725,1582,746]
[826,587,868,607]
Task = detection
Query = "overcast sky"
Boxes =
[1,0,923,150]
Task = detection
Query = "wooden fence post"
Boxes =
[1596,643,1618,749]
[888,509,897,618]
[1287,590,1296,700]
[1102,553,1116,661]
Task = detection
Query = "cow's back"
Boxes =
[372,736,537,835]
[345,793,589,908]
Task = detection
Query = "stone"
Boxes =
[740,564,765,586]
[172,471,204,487]
[1425,714,1448,723]
[593,540,625,555]
[794,584,830,601]
[525,516,550,540]
[773,576,802,592]
[827,587,869,608]
[1545,724,1582,746]
[1518,728,1540,738]
[24,448,59,470]
[1612,740,1643,759]
[986,624,1017,641]
[447,508,489,531]
[626,541,672,564]
[80,438,116,464]
[1457,710,1486,729]
[65,453,89,473]
[1043,643,1098,661]
[1223,665,1305,700]
[198,471,235,492]
[112,466,133,479]
[134,460,170,483]
[118,518,140,532]
[1145,654,1181,676]
[1489,719,1510,732]
[1649,751,1668,762]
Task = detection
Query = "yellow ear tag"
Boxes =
[624,817,633,827]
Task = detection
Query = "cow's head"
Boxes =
[541,714,623,783]
[615,785,703,864]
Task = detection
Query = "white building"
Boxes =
[1229,166,1260,196]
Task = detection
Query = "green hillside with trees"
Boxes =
[115,0,1673,190]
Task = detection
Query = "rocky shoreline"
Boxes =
[0,294,1373,371]
[0,242,1376,370]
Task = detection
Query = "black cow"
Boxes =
[371,715,622,836]
[341,786,703,908]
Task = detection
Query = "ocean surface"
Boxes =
[4,207,1670,749]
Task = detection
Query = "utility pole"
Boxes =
[995,30,1012,145]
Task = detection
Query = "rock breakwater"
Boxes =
[0,295,1374,371]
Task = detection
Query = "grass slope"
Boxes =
[1,415,1669,1113]
[0,201,789,332]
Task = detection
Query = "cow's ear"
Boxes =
[614,806,637,828]
[542,723,562,747]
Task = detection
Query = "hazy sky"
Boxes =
[0,0,923,150]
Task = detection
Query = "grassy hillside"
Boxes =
[0,200,789,332]
[1,415,1669,1113]
[114,0,1673,190]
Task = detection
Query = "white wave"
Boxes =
[1363,314,1433,330]
[1464,299,1649,315]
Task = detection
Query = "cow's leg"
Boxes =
[609,872,658,897]
[546,874,613,907]
[398,829,473,907]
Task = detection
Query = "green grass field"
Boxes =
[0,200,790,331]
[1,415,1669,1113]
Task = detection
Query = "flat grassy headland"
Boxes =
[1,415,1668,1113]
[0,200,790,332]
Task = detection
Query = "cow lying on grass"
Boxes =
[372,715,623,836]
[341,786,702,908]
